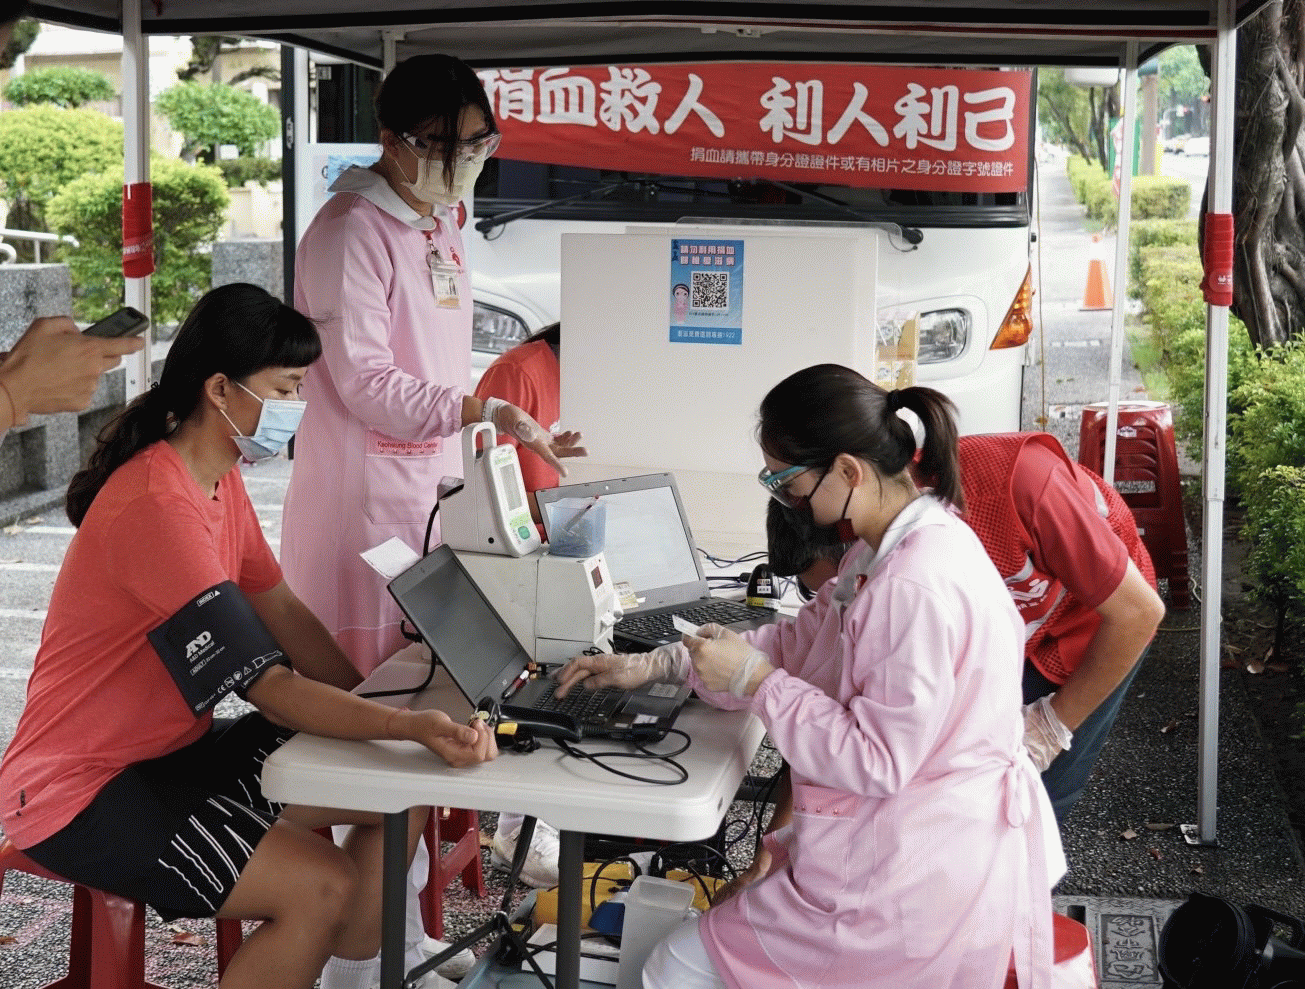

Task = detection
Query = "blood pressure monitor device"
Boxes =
[442,422,541,557]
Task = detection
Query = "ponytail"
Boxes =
[889,385,964,512]
[66,386,171,527]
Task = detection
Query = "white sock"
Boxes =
[319,953,380,989]
[405,833,431,968]
[497,812,524,839]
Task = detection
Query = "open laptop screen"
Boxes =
[388,546,531,705]
[538,476,702,607]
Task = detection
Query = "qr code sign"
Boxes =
[691,270,729,310]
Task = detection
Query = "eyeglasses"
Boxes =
[758,464,813,508]
[758,461,834,510]
[403,128,501,163]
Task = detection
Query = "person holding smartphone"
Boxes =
[0,2,145,440]
[0,315,144,440]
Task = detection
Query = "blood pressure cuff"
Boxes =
[146,580,289,716]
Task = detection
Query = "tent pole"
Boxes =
[1194,0,1237,847]
[1104,41,1139,486]
[121,0,150,400]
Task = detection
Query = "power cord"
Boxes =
[553,728,691,785]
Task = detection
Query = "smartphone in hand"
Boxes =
[83,306,149,338]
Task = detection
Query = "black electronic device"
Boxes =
[83,306,150,338]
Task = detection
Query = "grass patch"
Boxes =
[1127,319,1170,400]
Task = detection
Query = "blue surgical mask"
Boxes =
[222,380,305,463]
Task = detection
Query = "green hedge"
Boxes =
[47,157,230,325]
[1066,156,1193,224]
[1130,218,1197,290]
[215,156,282,188]
[1130,176,1191,220]
[1241,465,1305,648]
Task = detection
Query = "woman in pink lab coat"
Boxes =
[558,364,1064,989]
[282,54,580,678]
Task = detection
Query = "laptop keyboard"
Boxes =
[617,599,772,642]
[531,678,622,723]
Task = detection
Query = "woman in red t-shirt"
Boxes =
[0,283,496,989]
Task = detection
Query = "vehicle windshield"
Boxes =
[474,159,1029,233]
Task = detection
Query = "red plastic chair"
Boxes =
[0,838,243,989]
[1005,912,1098,988]
[419,807,487,939]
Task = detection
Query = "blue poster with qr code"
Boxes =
[669,239,744,345]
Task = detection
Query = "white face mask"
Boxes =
[397,151,486,207]
[395,131,497,207]
[221,381,306,464]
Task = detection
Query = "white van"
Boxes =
[468,62,1035,434]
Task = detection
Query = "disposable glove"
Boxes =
[481,396,586,475]
[683,623,774,698]
[554,643,688,697]
[1022,693,1073,772]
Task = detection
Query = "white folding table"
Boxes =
[261,654,765,989]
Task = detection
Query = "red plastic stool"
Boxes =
[0,838,243,988]
[1005,912,1098,987]
[1078,401,1190,608]
[419,807,487,939]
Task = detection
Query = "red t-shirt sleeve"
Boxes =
[1010,441,1129,611]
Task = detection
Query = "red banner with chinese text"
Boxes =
[477,64,1032,194]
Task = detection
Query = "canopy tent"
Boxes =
[24,0,1263,849]
[27,0,1269,67]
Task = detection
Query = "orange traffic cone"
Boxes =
[1081,233,1113,311]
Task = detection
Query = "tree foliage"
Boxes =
[1157,44,1208,136]
[177,35,279,86]
[155,82,279,161]
[1037,68,1119,169]
[47,157,230,324]
[0,105,122,253]
[0,18,38,72]
[4,66,115,108]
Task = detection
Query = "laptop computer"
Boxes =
[534,473,777,651]
[387,543,691,741]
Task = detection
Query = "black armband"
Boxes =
[147,580,288,716]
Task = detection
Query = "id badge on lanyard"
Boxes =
[426,231,463,310]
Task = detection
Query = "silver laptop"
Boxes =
[387,544,691,741]
[535,473,776,651]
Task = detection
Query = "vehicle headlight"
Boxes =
[472,302,530,354]
[916,309,971,364]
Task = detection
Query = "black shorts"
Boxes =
[22,713,296,921]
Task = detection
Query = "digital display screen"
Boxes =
[499,460,523,512]
[591,564,602,589]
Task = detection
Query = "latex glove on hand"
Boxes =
[1022,693,1073,772]
[482,396,587,476]
[554,644,688,698]
[682,623,774,699]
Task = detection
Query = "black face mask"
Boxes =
[802,485,856,544]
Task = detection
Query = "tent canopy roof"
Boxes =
[27,1,1272,68]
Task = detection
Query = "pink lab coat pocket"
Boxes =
[363,431,444,525]
[788,781,865,913]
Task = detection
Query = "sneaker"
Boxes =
[489,820,560,889]
[415,935,476,980]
